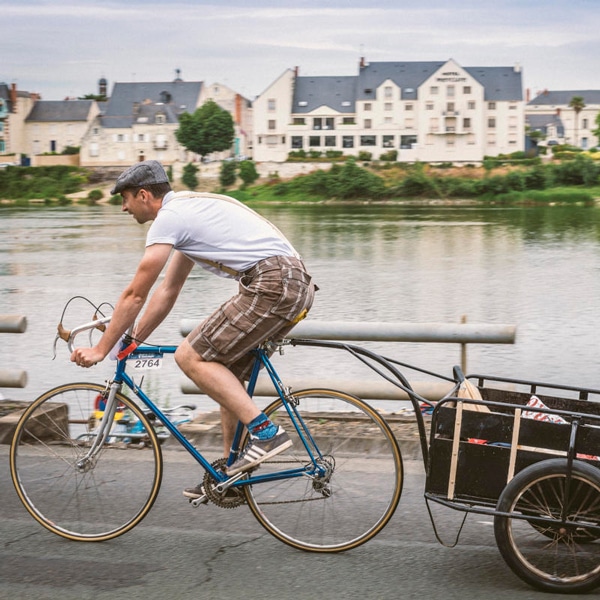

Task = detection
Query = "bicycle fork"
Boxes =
[75,381,121,472]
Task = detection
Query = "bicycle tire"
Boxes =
[494,458,600,593]
[243,388,403,552]
[10,382,163,542]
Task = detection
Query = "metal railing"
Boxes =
[0,315,28,388]
[180,317,517,401]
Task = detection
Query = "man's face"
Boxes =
[121,189,153,223]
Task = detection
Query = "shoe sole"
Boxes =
[225,438,293,476]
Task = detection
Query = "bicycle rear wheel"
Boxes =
[10,382,162,541]
[244,388,403,552]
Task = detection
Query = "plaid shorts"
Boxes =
[188,256,316,380]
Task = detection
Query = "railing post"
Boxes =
[0,315,28,389]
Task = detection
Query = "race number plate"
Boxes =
[130,352,163,370]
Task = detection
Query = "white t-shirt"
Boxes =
[146,191,298,278]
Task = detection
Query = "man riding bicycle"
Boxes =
[70,160,317,493]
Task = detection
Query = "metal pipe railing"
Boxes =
[180,317,516,401]
[0,315,28,388]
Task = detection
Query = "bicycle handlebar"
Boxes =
[58,316,112,354]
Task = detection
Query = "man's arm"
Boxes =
[71,243,174,366]
[133,250,195,342]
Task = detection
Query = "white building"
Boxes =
[0,83,39,160]
[80,77,252,167]
[25,100,100,156]
[253,58,525,163]
[526,90,600,149]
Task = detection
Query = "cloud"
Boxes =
[1,0,599,100]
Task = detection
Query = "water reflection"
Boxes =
[2,203,600,410]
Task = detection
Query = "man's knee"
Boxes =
[174,339,202,373]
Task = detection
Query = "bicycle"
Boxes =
[9,313,403,553]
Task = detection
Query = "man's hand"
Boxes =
[71,347,105,368]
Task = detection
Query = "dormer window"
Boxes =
[156,114,165,124]
[159,91,172,103]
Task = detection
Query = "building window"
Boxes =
[488,118,496,128]
[430,86,439,95]
[268,120,276,130]
[342,136,354,148]
[583,118,588,129]
[360,135,376,146]
[324,136,336,147]
[364,103,372,111]
[155,114,165,124]
[447,102,455,113]
[426,103,434,110]
[291,136,303,148]
[309,136,321,147]
[405,118,414,129]
[384,102,393,111]
[342,117,355,125]
[463,86,471,94]
[312,117,333,130]
[468,101,476,110]
[267,98,276,111]
[447,86,455,97]
[400,135,417,149]
[384,86,393,98]
[383,135,394,148]
[405,104,413,111]
[463,117,471,130]
[364,119,372,129]
[488,102,496,110]
[93,127,99,135]
[384,117,393,124]
[292,117,305,125]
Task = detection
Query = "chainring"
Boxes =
[202,458,247,508]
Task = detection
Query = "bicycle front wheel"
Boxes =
[10,382,163,541]
[244,388,403,552]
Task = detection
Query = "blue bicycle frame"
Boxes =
[110,343,327,489]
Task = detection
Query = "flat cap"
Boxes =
[111,160,169,195]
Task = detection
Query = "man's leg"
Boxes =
[175,339,261,455]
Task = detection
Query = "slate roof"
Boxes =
[100,81,202,128]
[528,90,600,105]
[25,100,95,122]
[526,114,565,136]
[464,67,523,101]
[293,76,357,113]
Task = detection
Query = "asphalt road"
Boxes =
[0,445,579,600]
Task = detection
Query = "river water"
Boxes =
[2,202,600,412]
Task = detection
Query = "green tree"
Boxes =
[219,160,237,188]
[238,160,260,188]
[568,96,586,147]
[182,162,199,190]
[175,100,235,160]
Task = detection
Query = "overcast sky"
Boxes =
[2,0,598,102]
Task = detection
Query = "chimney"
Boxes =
[293,66,299,78]
[526,88,530,102]
[514,62,521,73]
[10,83,17,113]
[359,56,366,69]
[235,93,242,125]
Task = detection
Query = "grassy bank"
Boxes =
[2,154,600,208]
